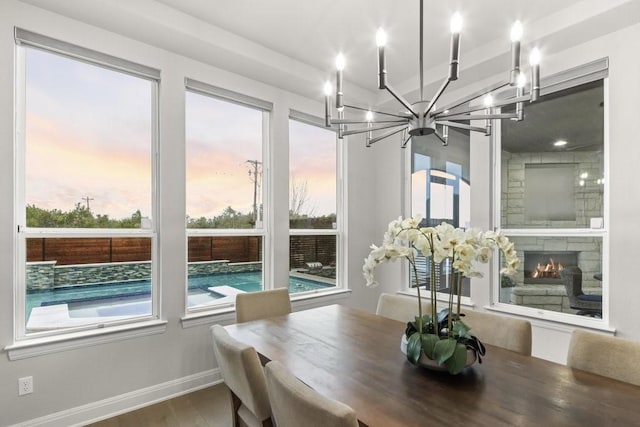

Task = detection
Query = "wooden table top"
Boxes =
[225,304,640,427]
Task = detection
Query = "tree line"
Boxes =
[27,203,336,229]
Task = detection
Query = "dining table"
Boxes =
[224,304,640,426]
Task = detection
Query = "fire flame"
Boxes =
[531,258,564,279]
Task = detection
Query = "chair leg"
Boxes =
[229,390,242,427]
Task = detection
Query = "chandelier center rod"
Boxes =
[419,0,424,102]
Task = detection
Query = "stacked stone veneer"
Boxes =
[500,150,603,313]
[26,260,262,291]
[501,150,604,228]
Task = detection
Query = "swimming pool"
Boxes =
[26,271,333,321]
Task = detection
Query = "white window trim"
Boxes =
[13,34,160,341]
[184,82,271,313]
[490,59,610,329]
[287,113,346,294]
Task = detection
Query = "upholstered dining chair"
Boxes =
[210,325,273,427]
[567,330,640,386]
[376,293,431,323]
[560,266,602,317]
[236,288,292,323]
[264,360,359,427]
[460,309,532,356]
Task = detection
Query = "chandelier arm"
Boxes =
[441,112,518,121]
[436,120,488,133]
[433,130,449,146]
[433,93,529,119]
[401,130,411,148]
[367,125,408,146]
[422,77,451,117]
[343,104,411,119]
[431,80,510,116]
[331,119,408,125]
[342,122,409,137]
[384,83,419,118]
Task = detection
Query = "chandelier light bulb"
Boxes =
[323,81,333,96]
[510,21,523,42]
[516,73,527,88]
[376,28,387,47]
[365,111,374,122]
[529,47,541,66]
[554,140,567,147]
[335,53,345,71]
[483,94,494,107]
[450,12,463,33]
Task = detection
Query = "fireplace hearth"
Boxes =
[523,251,578,284]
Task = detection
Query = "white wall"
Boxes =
[0,2,376,425]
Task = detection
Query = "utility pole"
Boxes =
[82,196,94,211]
[245,160,261,223]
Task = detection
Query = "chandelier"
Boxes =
[323,0,542,147]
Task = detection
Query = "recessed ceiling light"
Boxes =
[554,140,568,147]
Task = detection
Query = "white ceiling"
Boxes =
[19,0,640,108]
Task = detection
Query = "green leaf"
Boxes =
[433,337,457,365]
[445,343,469,375]
[437,308,450,323]
[451,319,470,338]
[420,333,439,359]
[406,332,423,365]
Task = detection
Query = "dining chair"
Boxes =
[375,293,432,323]
[210,325,273,427]
[567,329,640,386]
[460,309,532,356]
[236,288,292,323]
[560,266,602,317]
[264,360,359,427]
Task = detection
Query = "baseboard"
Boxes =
[11,369,222,427]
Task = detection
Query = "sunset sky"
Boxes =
[25,47,336,221]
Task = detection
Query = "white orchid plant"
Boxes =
[363,216,520,374]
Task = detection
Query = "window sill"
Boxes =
[397,289,475,309]
[181,288,352,329]
[4,319,168,361]
[486,303,615,334]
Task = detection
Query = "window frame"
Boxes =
[184,79,272,313]
[288,111,345,295]
[489,58,610,328]
[13,29,161,340]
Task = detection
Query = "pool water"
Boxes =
[26,271,333,320]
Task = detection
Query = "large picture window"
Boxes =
[288,116,340,294]
[185,81,270,311]
[495,60,608,322]
[15,33,159,337]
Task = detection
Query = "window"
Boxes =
[185,80,270,311]
[408,129,472,298]
[288,115,340,294]
[15,30,159,338]
[495,59,608,322]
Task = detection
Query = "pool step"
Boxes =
[207,285,246,297]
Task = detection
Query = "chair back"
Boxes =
[460,309,532,356]
[210,325,272,425]
[236,288,292,323]
[567,330,640,386]
[561,266,584,305]
[265,360,359,427]
[376,293,431,323]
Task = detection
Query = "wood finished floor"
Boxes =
[85,383,232,426]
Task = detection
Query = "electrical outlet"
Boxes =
[18,376,33,396]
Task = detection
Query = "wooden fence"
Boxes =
[27,235,334,267]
